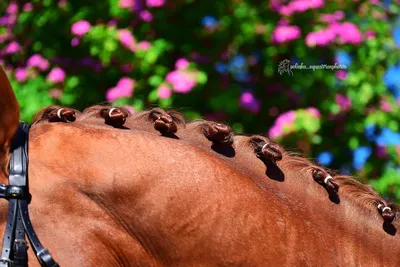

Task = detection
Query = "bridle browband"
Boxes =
[0,122,58,267]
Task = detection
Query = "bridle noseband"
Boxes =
[0,122,58,267]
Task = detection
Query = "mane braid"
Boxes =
[125,108,185,135]
[283,152,398,224]
[185,120,234,146]
[30,105,399,226]
[32,105,79,125]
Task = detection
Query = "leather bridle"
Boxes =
[0,122,58,267]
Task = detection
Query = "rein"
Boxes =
[0,122,58,267]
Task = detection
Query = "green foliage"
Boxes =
[1,0,400,201]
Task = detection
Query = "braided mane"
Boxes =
[31,105,399,227]
[282,153,399,223]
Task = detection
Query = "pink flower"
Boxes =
[335,94,352,111]
[175,58,190,69]
[278,0,324,15]
[269,0,281,10]
[277,19,289,26]
[106,88,122,101]
[49,88,63,99]
[118,29,136,52]
[290,0,310,13]
[275,110,296,127]
[58,0,67,8]
[106,87,133,101]
[0,15,16,27]
[337,22,362,44]
[272,25,301,43]
[23,3,33,12]
[305,22,361,47]
[157,85,172,99]
[336,70,347,80]
[117,77,135,90]
[39,60,50,71]
[305,28,335,47]
[306,107,321,118]
[27,54,49,71]
[140,10,153,22]
[268,110,297,138]
[320,11,344,23]
[14,68,28,82]
[71,20,91,37]
[119,0,134,8]
[146,0,165,7]
[106,77,135,101]
[71,37,80,47]
[380,100,392,112]
[279,6,294,16]
[27,55,42,67]
[7,2,18,14]
[309,0,324,8]
[239,91,261,113]
[136,41,151,51]
[47,67,66,83]
[166,70,197,94]
[268,125,284,138]
[3,41,20,55]
[365,30,375,39]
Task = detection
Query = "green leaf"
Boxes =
[104,39,117,52]
[66,76,80,89]
[349,137,359,150]
[60,94,76,105]
[159,97,172,108]
[148,88,159,102]
[197,71,207,84]
[148,75,163,87]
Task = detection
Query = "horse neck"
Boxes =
[222,147,400,255]
[27,124,400,265]
[278,155,400,252]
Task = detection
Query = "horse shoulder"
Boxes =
[26,124,289,265]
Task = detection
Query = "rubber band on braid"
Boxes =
[250,137,283,163]
[201,122,234,146]
[99,107,130,128]
[32,105,78,125]
[149,108,179,134]
[377,202,395,223]
[311,168,339,194]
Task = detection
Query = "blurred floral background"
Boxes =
[1,0,400,201]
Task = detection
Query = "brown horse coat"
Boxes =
[0,66,399,266]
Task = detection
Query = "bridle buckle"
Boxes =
[13,239,26,245]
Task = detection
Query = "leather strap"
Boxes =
[0,123,59,267]
[18,200,58,267]
[0,198,17,266]
[13,209,27,267]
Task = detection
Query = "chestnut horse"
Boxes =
[0,66,400,266]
